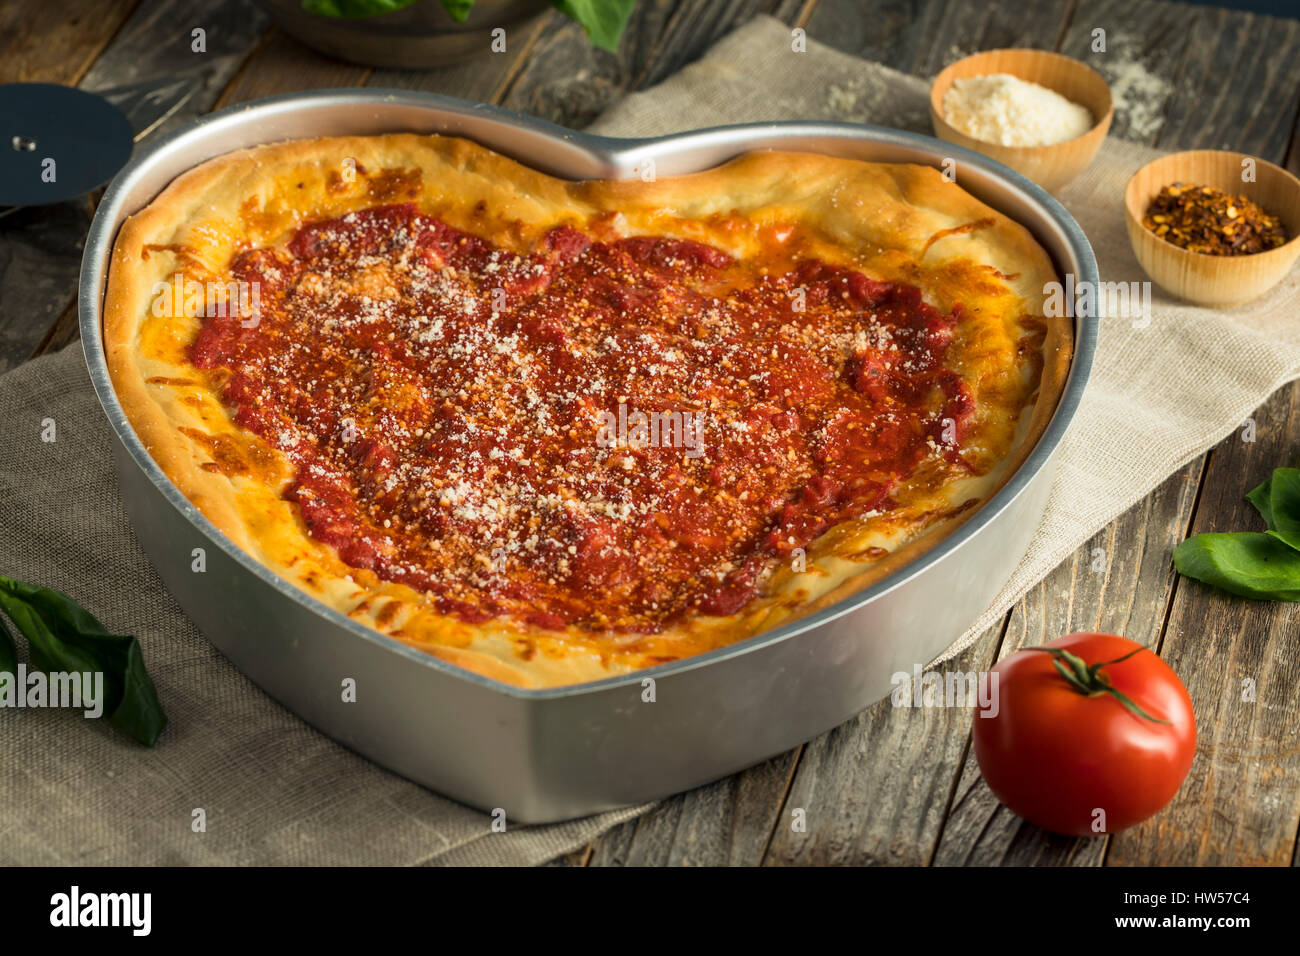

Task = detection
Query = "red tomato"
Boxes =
[971,632,1195,837]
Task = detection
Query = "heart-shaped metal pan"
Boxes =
[80,89,1098,823]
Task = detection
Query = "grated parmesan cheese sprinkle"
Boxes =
[193,204,980,634]
[942,73,1093,148]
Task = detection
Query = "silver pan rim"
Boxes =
[79,87,1099,701]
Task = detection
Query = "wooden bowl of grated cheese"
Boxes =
[930,49,1113,192]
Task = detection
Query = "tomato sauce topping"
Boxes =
[191,202,973,632]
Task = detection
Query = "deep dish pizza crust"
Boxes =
[104,133,1069,688]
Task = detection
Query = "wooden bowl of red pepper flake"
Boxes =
[1124,150,1300,305]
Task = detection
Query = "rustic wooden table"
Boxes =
[5,0,1299,866]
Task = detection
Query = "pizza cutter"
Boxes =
[0,77,199,217]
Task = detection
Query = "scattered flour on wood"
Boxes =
[1098,40,1172,140]
[824,73,930,130]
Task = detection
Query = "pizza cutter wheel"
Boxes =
[0,83,134,214]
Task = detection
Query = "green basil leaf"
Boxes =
[1172,533,1300,601]
[0,577,167,746]
[551,0,636,52]
[302,0,423,19]
[1266,468,1300,532]
[0,615,16,677]
[1266,529,1300,552]
[438,0,475,22]
[1246,476,1274,528]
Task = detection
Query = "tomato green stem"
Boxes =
[1027,646,1171,724]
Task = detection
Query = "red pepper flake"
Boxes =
[1143,182,1288,256]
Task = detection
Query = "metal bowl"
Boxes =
[79,89,1098,823]
[256,0,549,69]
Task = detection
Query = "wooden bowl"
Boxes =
[1123,151,1300,306]
[929,49,1113,192]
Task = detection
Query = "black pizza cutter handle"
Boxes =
[0,75,201,218]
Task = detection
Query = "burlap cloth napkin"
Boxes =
[2,16,1298,865]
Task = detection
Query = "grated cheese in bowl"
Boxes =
[942,73,1094,147]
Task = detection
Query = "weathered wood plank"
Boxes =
[1156,8,1300,162]
[773,0,817,26]
[632,0,795,89]
[499,0,797,130]
[802,0,943,73]
[0,0,139,85]
[804,0,1072,77]
[588,752,800,866]
[1057,0,1193,145]
[367,9,552,104]
[931,462,1204,865]
[215,28,370,108]
[1286,100,1300,177]
[27,302,80,360]
[938,757,1107,866]
[0,201,96,368]
[761,627,1004,865]
[497,0,674,128]
[1006,462,1204,665]
[1107,387,1300,866]
[910,0,1075,76]
[80,0,271,139]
